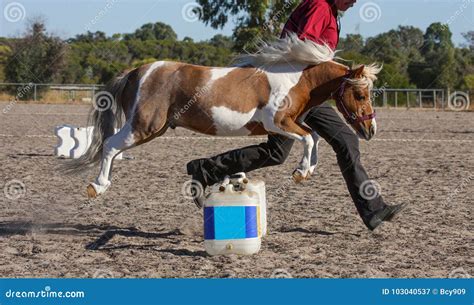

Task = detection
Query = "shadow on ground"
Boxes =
[0,221,207,256]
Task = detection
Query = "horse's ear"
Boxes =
[350,65,365,79]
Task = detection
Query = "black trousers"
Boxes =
[188,103,386,224]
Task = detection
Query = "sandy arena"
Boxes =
[0,103,472,278]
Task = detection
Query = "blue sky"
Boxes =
[0,0,472,46]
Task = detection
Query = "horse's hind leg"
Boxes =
[87,123,136,198]
[87,117,169,199]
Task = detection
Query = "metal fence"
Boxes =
[0,83,104,104]
[371,88,472,110]
[0,83,472,111]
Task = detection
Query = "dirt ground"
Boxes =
[0,103,472,278]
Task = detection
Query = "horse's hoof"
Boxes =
[292,170,307,183]
[87,184,98,199]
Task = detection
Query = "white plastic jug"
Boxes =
[245,178,267,236]
[223,173,267,236]
[203,173,267,256]
[224,173,267,236]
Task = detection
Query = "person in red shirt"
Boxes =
[187,0,405,231]
[281,0,342,49]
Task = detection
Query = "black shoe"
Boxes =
[189,180,205,209]
[186,160,208,209]
[366,203,407,231]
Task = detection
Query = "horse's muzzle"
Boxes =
[357,122,376,141]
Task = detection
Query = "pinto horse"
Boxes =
[66,34,381,198]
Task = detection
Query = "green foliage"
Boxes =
[234,27,275,53]
[132,58,158,68]
[363,26,423,70]
[123,22,177,41]
[196,0,298,51]
[4,22,66,99]
[408,23,457,89]
[0,44,11,62]
[60,40,130,84]
[57,32,234,84]
[339,34,364,53]
[377,63,413,89]
[461,31,473,50]
[465,74,474,89]
[454,48,474,89]
[68,31,108,43]
[0,42,12,82]
[208,34,234,49]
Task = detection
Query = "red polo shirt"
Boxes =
[281,0,339,50]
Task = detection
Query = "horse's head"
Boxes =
[334,64,382,141]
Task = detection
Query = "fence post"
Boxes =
[383,90,387,108]
[34,84,37,101]
[446,88,450,111]
[407,91,410,109]
[441,90,445,110]
[433,90,436,109]
[419,91,422,108]
[395,91,398,108]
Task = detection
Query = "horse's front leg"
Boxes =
[293,133,314,183]
[309,131,320,176]
[269,117,314,183]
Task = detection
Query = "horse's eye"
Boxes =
[356,94,365,101]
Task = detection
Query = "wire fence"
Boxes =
[0,83,472,111]
[0,83,104,104]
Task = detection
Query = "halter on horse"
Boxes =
[64,34,382,198]
[333,72,377,139]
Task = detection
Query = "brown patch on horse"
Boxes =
[119,67,141,118]
[131,62,185,141]
[273,62,348,125]
[167,64,219,135]
[169,65,271,135]
[206,67,271,112]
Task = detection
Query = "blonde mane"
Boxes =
[234,33,337,68]
[347,63,383,90]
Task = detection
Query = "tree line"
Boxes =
[0,18,472,100]
[0,21,233,89]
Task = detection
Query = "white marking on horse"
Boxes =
[210,106,256,136]
[132,61,166,116]
[93,123,135,194]
[261,63,306,129]
[371,118,377,135]
[208,68,235,87]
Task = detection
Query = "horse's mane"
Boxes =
[233,33,336,68]
[348,63,383,90]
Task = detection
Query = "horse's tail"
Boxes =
[62,71,131,174]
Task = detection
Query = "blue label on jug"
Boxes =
[204,206,259,240]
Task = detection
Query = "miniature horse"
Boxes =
[65,34,381,198]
